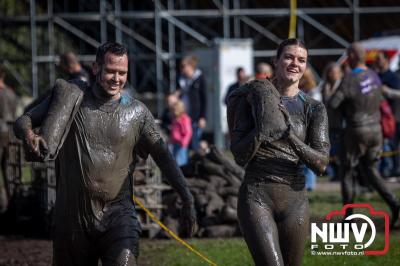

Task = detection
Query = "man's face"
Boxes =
[93,52,128,98]
[237,70,247,82]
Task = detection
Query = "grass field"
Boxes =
[140,182,400,266]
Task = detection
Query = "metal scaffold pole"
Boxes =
[30,0,38,98]
[48,0,55,85]
[155,0,164,116]
[168,0,176,92]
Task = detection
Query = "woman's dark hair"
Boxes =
[96,42,128,65]
[276,38,308,59]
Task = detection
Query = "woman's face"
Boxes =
[275,45,307,85]
[327,66,342,83]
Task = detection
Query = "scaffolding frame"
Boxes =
[2,0,400,115]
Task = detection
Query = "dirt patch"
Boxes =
[0,236,52,266]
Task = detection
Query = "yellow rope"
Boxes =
[289,0,297,38]
[132,195,218,266]
[380,150,400,157]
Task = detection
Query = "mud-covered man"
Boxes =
[14,42,196,266]
[330,42,400,228]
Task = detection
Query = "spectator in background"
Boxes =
[320,62,343,181]
[300,67,321,101]
[59,52,91,84]
[224,67,248,104]
[375,51,400,176]
[25,52,91,112]
[170,100,192,167]
[161,92,179,136]
[255,62,273,79]
[0,68,18,213]
[177,55,207,151]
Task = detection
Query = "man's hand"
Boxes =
[24,129,48,161]
[180,202,197,237]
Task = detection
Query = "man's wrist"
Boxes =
[24,129,35,141]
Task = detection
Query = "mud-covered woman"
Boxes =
[227,38,330,266]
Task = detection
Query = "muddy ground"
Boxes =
[0,235,52,266]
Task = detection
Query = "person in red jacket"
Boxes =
[170,100,193,166]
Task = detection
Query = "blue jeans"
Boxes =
[304,166,316,190]
[379,138,393,177]
[190,122,203,151]
[172,144,188,167]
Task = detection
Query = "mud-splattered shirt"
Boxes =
[330,68,382,128]
[246,91,329,185]
[15,81,194,233]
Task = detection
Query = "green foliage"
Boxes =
[0,1,77,96]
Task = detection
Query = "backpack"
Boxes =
[380,99,396,139]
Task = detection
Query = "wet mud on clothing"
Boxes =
[340,124,400,216]
[330,68,382,128]
[330,68,400,223]
[14,79,194,265]
[53,203,140,266]
[228,80,329,266]
[238,180,309,266]
[245,90,330,186]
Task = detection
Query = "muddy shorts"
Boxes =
[53,201,141,266]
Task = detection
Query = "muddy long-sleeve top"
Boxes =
[227,79,330,187]
[14,79,193,231]
[329,68,382,128]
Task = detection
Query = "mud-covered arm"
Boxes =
[14,91,52,140]
[284,102,330,175]
[138,108,194,204]
[329,75,350,109]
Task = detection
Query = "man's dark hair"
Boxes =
[96,42,128,65]
[276,38,308,59]
[60,51,78,67]
[236,67,244,76]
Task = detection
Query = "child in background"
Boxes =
[170,100,192,166]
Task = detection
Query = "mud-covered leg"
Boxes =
[340,150,358,217]
[237,183,284,266]
[100,235,139,266]
[278,190,309,266]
